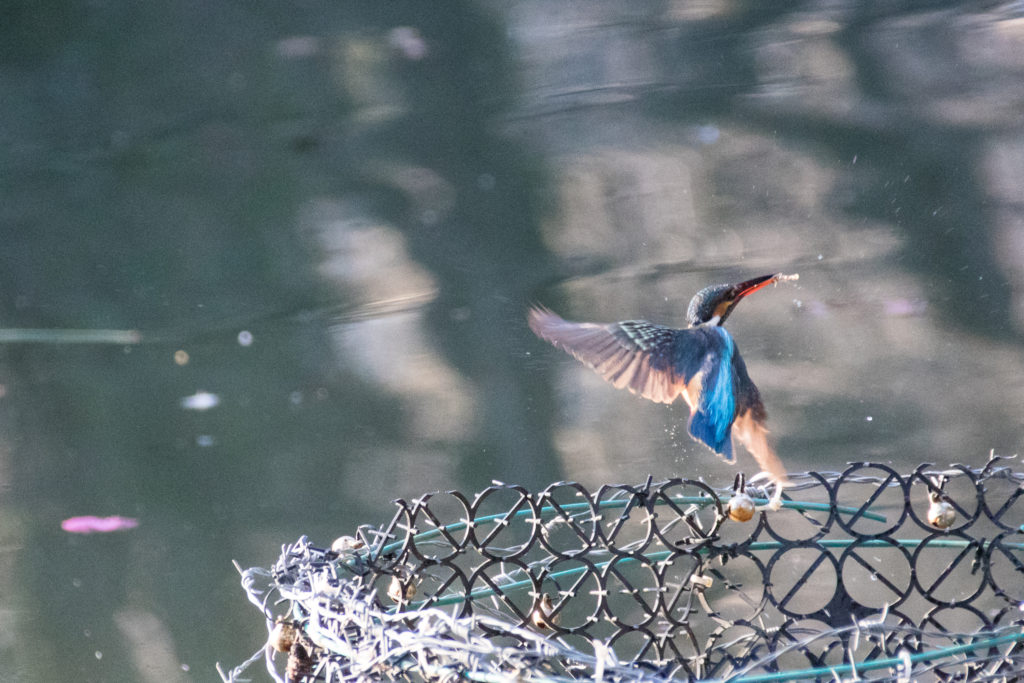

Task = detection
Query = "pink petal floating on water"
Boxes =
[882,297,927,317]
[61,516,139,534]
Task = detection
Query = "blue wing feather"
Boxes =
[686,327,737,459]
[528,309,750,460]
[529,306,779,478]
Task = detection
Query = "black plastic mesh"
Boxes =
[222,457,1024,682]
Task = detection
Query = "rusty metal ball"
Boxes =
[388,574,416,603]
[927,496,956,529]
[727,491,756,522]
[331,535,364,554]
[270,618,298,653]
[531,593,561,630]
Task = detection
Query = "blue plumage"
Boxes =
[687,327,736,460]
[528,272,793,490]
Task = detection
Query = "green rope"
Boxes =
[723,628,1024,683]
[400,623,1024,683]
[378,495,888,556]
[405,549,680,610]
[395,536,1024,611]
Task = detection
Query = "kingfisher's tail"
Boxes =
[731,410,790,487]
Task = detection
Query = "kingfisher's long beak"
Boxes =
[732,274,779,300]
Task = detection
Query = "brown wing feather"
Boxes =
[528,306,687,405]
[530,306,790,484]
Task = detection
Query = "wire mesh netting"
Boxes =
[221,455,1024,682]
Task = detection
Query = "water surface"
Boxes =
[2,2,1024,680]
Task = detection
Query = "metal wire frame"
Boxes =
[220,455,1024,682]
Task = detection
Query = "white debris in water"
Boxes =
[180,391,220,411]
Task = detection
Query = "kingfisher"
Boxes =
[528,273,798,506]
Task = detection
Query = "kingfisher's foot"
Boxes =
[756,490,784,512]
[748,473,784,511]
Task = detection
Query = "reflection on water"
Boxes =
[2,2,1024,681]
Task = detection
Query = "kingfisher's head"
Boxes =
[686,274,779,327]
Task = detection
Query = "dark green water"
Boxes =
[2,2,1024,680]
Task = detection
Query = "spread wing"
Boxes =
[528,306,789,484]
[527,306,709,406]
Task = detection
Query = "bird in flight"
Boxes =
[529,273,798,507]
